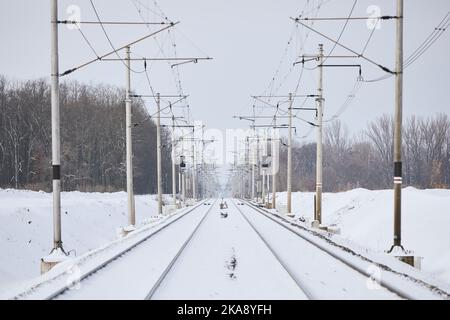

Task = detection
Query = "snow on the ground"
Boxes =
[274,187,450,286]
[0,188,164,292]
[153,200,308,300]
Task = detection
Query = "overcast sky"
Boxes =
[1,0,449,143]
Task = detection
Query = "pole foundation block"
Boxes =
[325,225,341,235]
[277,204,287,215]
[163,204,177,215]
[41,248,68,274]
[311,220,320,228]
[118,224,136,238]
[394,255,422,269]
[387,245,422,269]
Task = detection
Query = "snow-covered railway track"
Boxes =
[12,200,215,300]
[149,199,309,299]
[231,200,314,299]
[237,200,440,300]
[144,200,217,299]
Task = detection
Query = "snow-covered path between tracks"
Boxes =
[152,200,307,299]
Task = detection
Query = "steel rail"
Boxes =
[231,199,314,299]
[145,199,218,299]
[42,200,210,300]
[241,199,418,300]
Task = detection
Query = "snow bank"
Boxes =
[275,187,450,285]
[0,189,162,291]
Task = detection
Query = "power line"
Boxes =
[130,0,197,122]
[360,18,379,55]
[89,0,146,74]
[292,17,396,74]
[309,10,449,121]
[255,1,326,129]
[264,0,326,98]
[76,27,100,59]
[315,0,358,68]
[130,0,188,123]
[324,77,363,123]
[364,11,450,83]
[129,0,171,22]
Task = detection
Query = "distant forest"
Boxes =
[275,114,450,192]
[1,75,449,194]
[0,75,173,194]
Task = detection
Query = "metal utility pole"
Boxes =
[181,154,186,204]
[171,116,177,205]
[134,94,187,208]
[245,137,250,199]
[315,44,324,224]
[272,116,277,210]
[156,93,163,215]
[251,138,255,201]
[191,136,197,201]
[125,46,136,226]
[392,0,404,249]
[247,95,313,209]
[50,0,63,251]
[262,167,266,205]
[287,93,293,217]
[178,167,182,201]
[201,125,205,199]
[256,133,260,202]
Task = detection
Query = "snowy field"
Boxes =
[1,187,450,297]
[275,187,450,286]
[0,189,162,292]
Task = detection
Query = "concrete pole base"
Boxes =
[41,248,68,274]
[311,220,320,228]
[387,245,422,269]
[163,204,177,215]
[142,216,162,225]
[311,222,341,235]
[118,224,136,238]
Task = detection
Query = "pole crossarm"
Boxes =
[59,22,180,76]
[131,94,189,98]
[233,116,256,122]
[252,95,316,98]
[290,17,396,74]
[292,107,317,111]
[251,124,290,128]
[294,16,399,21]
[101,57,212,61]
[320,64,363,77]
[236,115,290,119]
[58,20,173,25]
[165,125,195,128]
[150,116,183,119]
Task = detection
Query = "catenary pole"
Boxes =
[125,46,136,226]
[272,117,277,209]
[171,116,177,205]
[392,0,404,249]
[50,0,63,251]
[192,133,197,201]
[287,92,293,216]
[156,93,163,215]
[315,44,324,224]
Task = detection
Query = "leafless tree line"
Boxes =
[276,114,450,192]
[0,76,173,194]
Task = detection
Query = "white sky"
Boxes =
[1,0,449,143]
